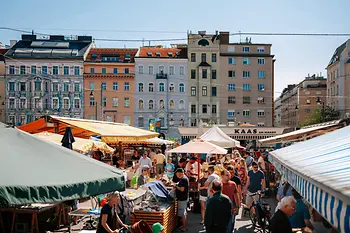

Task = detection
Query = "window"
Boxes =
[179,100,185,110]
[242,47,250,52]
[228,71,236,78]
[257,97,265,104]
[112,97,118,107]
[258,58,265,65]
[228,96,235,104]
[257,110,265,117]
[202,86,207,96]
[90,82,95,90]
[74,99,80,108]
[149,66,154,74]
[243,96,251,104]
[159,83,165,92]
[212,105,217,114]
[8,82,15,91]
[74,66,80,75]
[212,70,217,79]
[169,66,174,75]
[258,84,265,91]
[159,100,164,109]
[19,99,26,108]
[113,68,118,74]
[201,53,206,62]
[243,110,250,117]
[212,87,217,96]
[124,82,130,91]
[138,65,144,74]
[124,116,131,125]
[9,99,15,109]
[228,110,235,117]
[169,83,175,92]
[169,100,175,109]
[20,66,26,74]
[202,69,207,79]
[148,100,154,109]
[242,58,250,65]
[52,99,59,109]
[191,69,196,79]
[102,68,107,74]
[89,97,95,106]
[113,82,118,90]
[228,84,236,91]
[212,53,217,62]
[63,66,69,75]
[202,104,208,114]
[179,83,185,92]
[42,66,48,74]
[31,66,37,74]
[101,82,106,90]
[149,83,154,92]
[138,117,144,128]
[228,57,236,64]
[228,46,235,52]
[34,81,41,91]
[257,47,265,52]
[90,68,95,74]
[124,97,130,107]
[243,71,250,78]
[180,66,185,75]
[34,98,41,108]
[158,66,164,73]
[53,82,59,92]
[257,122,265,126]
[64,83,69,92]
[191,53,196,62]
[102,97,107,107]
[138,83,144,92]
[138,100,144,109]
[191,119,196,127]
[258,71,265,78]
[243,84,251,91]
[63,98,70,109]
[159,117,165,127]
[53,66,59,75]
[191,87,196,96]
[191,104,196,114]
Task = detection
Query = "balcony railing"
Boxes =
[156,73,168,79]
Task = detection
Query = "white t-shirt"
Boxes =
[258,156,266,170]
[155,153,165,164]
[206,173,220,196]
[138,157,153,174]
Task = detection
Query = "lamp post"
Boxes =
[89,82,104,121]
[316,97,325,122]
[89,91,98,120]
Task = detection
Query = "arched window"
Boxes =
[169,100,175,109]
[138,83,144,92]
[159,100,164,109]
[148,100,154,109]
[138,100,144,109]
[159,83,165,92]
[179,100,185,110]
[179,83,185,93]
[169,83,175,92]
[149,83,154,92]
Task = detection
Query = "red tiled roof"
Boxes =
[0,49,8,61]
[138,47,182,58]
[86,48,138,61]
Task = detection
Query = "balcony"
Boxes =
[156,72,168,79]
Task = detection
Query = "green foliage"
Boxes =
[301,106,340,127]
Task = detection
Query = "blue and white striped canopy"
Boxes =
[269,126,350,233]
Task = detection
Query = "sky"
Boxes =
[1,0,350,98]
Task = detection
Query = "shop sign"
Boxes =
[233,128,258,134]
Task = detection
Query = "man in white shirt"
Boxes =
[204,165,220,197]
[155,150,166,177]
[258,153,266,172]
[138,151,153,175]
[185,157,202,181]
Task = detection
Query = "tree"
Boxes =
[301,105,340,127]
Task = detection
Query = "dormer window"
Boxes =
[125,54,131,60]
[168,52,172,57]
[156,52,161,57]
[147,52,152,57]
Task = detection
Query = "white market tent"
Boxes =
[200,126,240,148]
[144,137,174,145]
[268,126,350,233]
[168,138,227,154]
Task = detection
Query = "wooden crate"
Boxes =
[130,202,177,233]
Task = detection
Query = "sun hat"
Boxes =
[152,223,164,233]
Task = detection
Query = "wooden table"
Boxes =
[130,202,177,233]
[0,203,62,233]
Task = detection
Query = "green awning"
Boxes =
[0,123,125,205]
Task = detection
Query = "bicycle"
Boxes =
[248,190,272,233]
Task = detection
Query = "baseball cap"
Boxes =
[152,223,164,233]
[142,165,150,171]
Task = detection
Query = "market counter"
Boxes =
[130,201,177,233]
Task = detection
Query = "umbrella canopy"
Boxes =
[0,123,125,205]
[61,126,75,149]
[144,137,174,145]
[200,126,240,148]
[168,138,227,154]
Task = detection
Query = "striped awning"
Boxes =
[268,126,350,233]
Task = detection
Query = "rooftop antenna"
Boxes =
[239,31,242,43]
[142,38,145,47]
[31,30,34,35]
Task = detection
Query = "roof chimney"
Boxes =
[198,31,206,36]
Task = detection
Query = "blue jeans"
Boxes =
[227,213,236,233]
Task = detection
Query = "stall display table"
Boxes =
[68,208,100,232]
[0,203,62,233]
[130,202,177,233]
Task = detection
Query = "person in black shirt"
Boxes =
[173,168,189,231]
[96,191,128,233]
[270,196,296,233]
[227,165,242,204]
[173,158,187,182]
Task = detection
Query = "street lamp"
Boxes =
[316,97,325,122]
[90,91,98,120]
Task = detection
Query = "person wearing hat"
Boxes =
[152,222,164,233]
[137,165,149,188]
[174,168,189,232]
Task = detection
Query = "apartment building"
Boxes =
[187,31,221,126]
[84,48,138,125]
[274,96,282,127]
[5,35,93,125]
[134,46,188,131]
[326,39,350,118]
[279,75,327,128]
[0,49,8,123]
[219,33,275,127]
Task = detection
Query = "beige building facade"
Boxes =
[326,39,350,118]
[219,34,275,127]
[0,49,7,123]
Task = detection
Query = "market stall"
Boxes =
[199,125,240,148]
[268,126,350,233]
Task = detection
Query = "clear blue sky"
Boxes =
[2,0,350,97]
